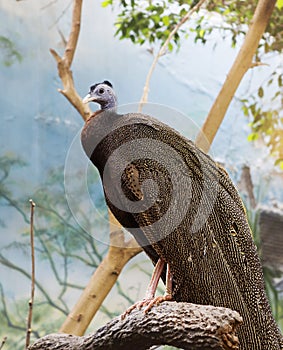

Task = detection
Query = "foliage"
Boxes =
[0,36,22,66]
[242,87,283,170]
[102,0,283,55]
[104,0,207,50]
[102,0,283,168]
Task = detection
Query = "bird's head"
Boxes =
[82,80,117,110]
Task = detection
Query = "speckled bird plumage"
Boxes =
[81,82,283,349]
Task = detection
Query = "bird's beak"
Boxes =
[82,93,94,104]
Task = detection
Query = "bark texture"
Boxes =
[29,302,242,350]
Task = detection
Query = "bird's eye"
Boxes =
[99,88,105,94]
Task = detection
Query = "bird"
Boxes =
[81,81,283,349]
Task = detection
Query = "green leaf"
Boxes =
[276,0,283,10]
[0,36,22,66]
[258,87,264,98]
[242,104,249,117]
[162,15,170,26]
[275,158,283,169]
[101,0,112,8]
[151,14,161,25]
[272,91,281,101]
[278,74,282,87]
[267,78,273,86]
[199,29,205,38]
[247,133,259,142]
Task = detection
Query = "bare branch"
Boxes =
[250,61,269,68]
[63,0,82,66]
[0,337,7,350]
[25,199,36,349]
[49,48,61,63]
[50,0,91,121]
[58,29,67,47]
[29,302,243,350]
[40,0,59,11]
[139,0,207,110]
[49,1,72,29]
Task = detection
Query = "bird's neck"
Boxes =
[101,95,117,111]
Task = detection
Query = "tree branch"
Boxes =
[63,0,81,66]
[50,0,91,121]
[139,0,207,110]
[195,0,277,152]
[29,302,243,350]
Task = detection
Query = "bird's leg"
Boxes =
[121,259,174,319]
[144,258,165,300]
[121,258,166,319]
[144,263,173,313]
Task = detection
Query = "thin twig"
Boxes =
[40,0,59,11]
[0,337,7,350]
[139,0,207,111]
[48,0,73,29]
[25,199,36,350]
[250,61,269,68]
[58,28,67,47]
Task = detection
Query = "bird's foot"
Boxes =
[121,294,173,320]
[221,327,239,349]
[121,298,153,320]
[143,294,173,313]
